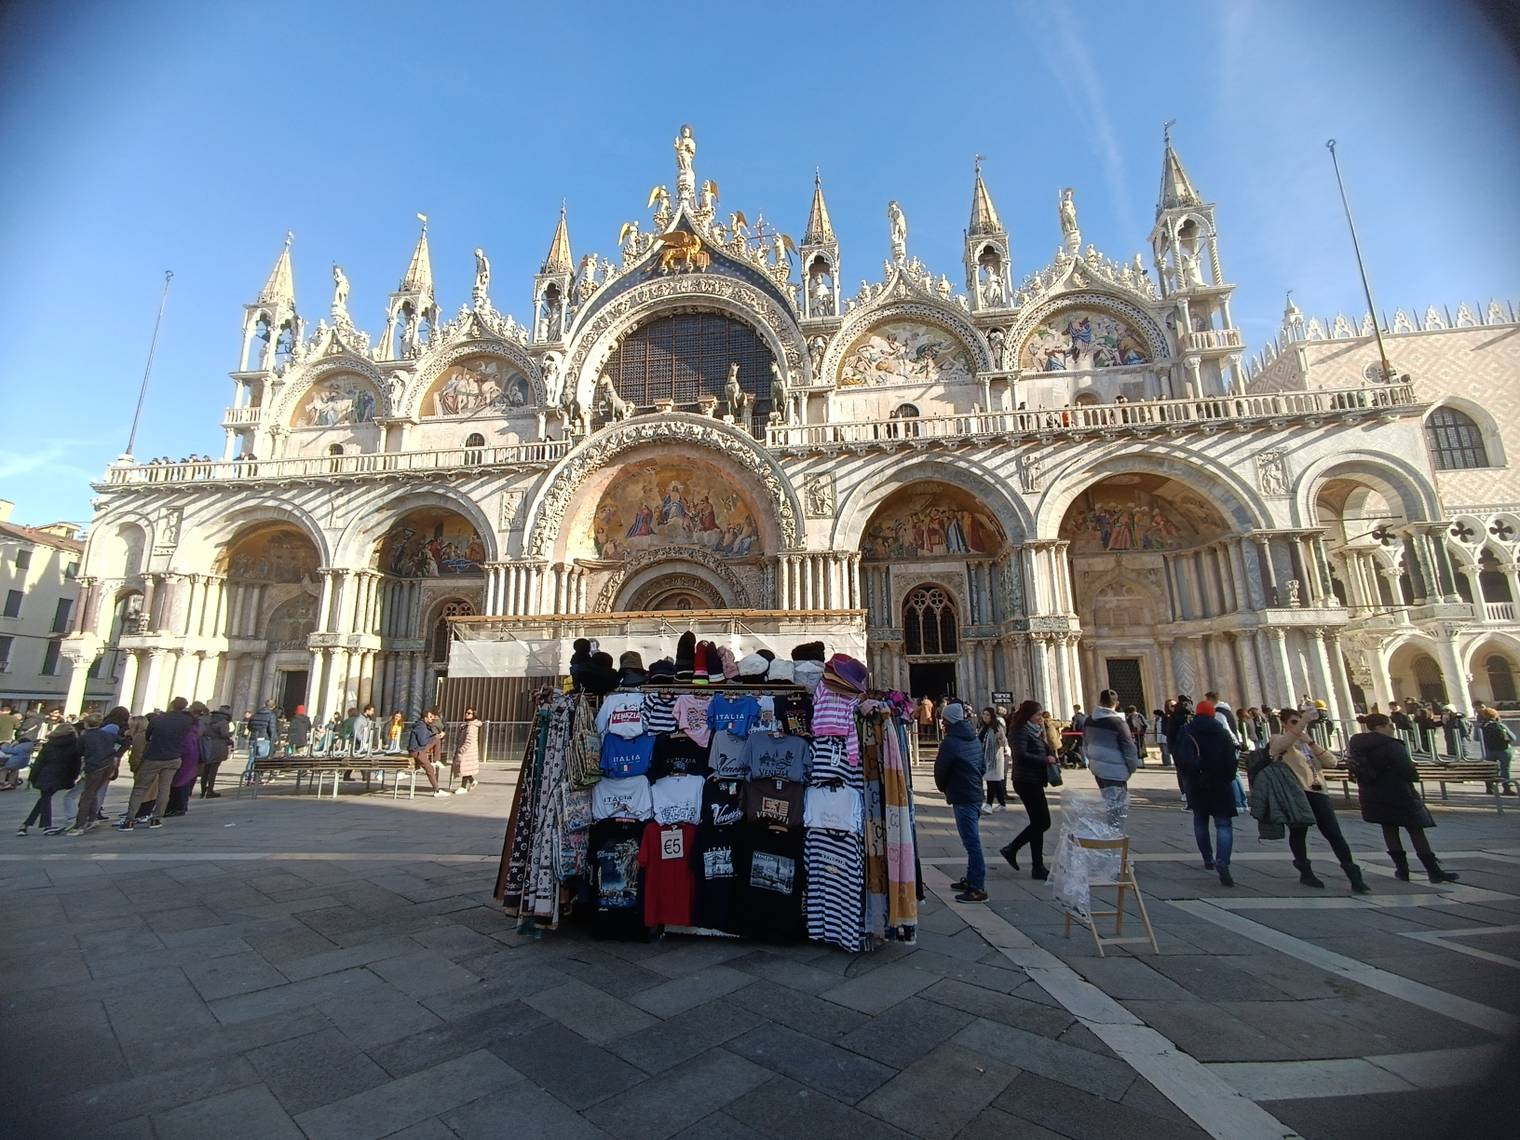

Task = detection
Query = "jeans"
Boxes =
[952,802,986,891]
[1157,741,1172,768]
[1288,790,1356,868]
[1095,776,1129,827]
[1192,813,1234,866]
[1008,781,1051,866]
[126,759,180,821]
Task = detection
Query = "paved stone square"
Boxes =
[2,763,1516,1139]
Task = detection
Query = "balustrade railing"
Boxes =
[101,439,571,486]
[222,406,262,426]
[1484,601,1517,623]
[767,382,1418,449]
[1182,328,1243,351]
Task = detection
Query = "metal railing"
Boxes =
[240,719,537,770]
[100,440,571,486]
[766,382,1419,449]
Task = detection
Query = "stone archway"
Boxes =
[597,547,754,613]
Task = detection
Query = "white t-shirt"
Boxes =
[592,775,654,821]
[804,786,863,834]
[650,774,705,825]
[596,692,646,739]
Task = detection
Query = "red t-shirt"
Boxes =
[638,822,696,928]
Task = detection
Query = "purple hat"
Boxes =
[822,653,868,695]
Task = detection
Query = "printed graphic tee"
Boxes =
[651,774,705,825]
[650,733,711,779]
[588,820,647,940]
[707,694,762,738]
[672,695,713,747]
[709,730,750,779]
[596,692,646,739]
[743,777,804,831]
[744,734,808,782]
[592,775,654,821]
[638,821,696,927]
[738,823,805,942]
[773,694,814,737]
[693,778,744,932]
[700,778,746,831]
[804,786,863,833]
[600,733,654,778]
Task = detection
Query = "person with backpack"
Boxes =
[1083,689,1138,825]
[1478,708,1515,795]
[1346,713,1458,883]
[1178,699,1240,886]
[199,706,234,798]
[247,700,278,760]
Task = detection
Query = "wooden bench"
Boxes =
[1329,760,1504,814]
[238,754,424,800]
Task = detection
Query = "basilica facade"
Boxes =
[61,127,1520,730]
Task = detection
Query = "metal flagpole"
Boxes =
[123,269,174,460]
[1325,140,1394,381]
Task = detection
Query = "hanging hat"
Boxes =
[647,657,677,683]
[756,648,775,662]
[791,641,826,663]
[822,653,868,695]
[737,653,769,683]
[692,641,711,685]
[617,650,647,689]
[716,646,739,682]
[766,659,795,684]
[583,651,620,695]
[619,650,644,672]
[675,631,697,681]
[571,637,592,662]
[793,660,825,694]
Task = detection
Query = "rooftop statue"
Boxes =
[887,200,908,263]
[674,124,697,201]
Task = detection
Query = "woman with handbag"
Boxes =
[1346,713,1458,883]
[999,700,1054,880]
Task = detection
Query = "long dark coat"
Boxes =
[1346,731,1434,828]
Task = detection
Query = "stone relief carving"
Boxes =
[821,298,994,389]
[803,473,836,519]
[499,490,526,530]
[1016,450,1043,494]
[1256,449,1289,496]
[594,543,753,612]
[157,508,183,549]
[525,417,800,558]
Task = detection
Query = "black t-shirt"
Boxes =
[737,823,805,943]
[651,732,712,779]
[692,825,741,933]
[700,778,746,830]
[587,820,648,941]
[743,778,804,831]
[773,694,814,737]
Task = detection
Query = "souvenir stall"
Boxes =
[495,634,921,951]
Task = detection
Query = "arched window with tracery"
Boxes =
[903,585,957,656]
[1425,406,1490,470]
[464,433,485,465]
[431,599,473,663]
[601,312,774,414]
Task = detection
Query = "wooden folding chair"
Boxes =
[1062,835,1159,957]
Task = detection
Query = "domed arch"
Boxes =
[596,547,754,612]
[84,517,152,582]
[523,414,802,561]
[173,500,333,573]
[1009,291,1170,372]
[333,488,499,571]
[1034,444,1268,541]
[400,337,545,421]
[832,457,1031,555]
[823,299,993,389]
[1294,451,1441,527]
[269,353,389,427]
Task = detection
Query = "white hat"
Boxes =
[767,659,795,684]
[737,653,769,681]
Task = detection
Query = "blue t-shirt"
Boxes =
[600,733,655,779]
[707,694,762,739]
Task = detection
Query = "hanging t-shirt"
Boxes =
[753,695,777,736]
[596,692,646,739]
[739,823,806,942]
[745,734,809,782]
[811,689,860,737]
[650,733,711,779]
[773,693,813,737]
[700,777,746,830]
[651,774,705,825]
[693,824,740,933]
[588,819,647,940]
[708,694,762,738]
[672,695,713,747]
[744,777,804,831]
[805,829,866,951]
[709,730,749,779]
[804,785,863,833]
[592,774,654,821]
[638,821,696,927]
[600,733,654,778]
[641,692,679,735]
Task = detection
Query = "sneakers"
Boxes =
[43,827,65,836]
[112,819,134,831]
[433,790,451,798]
[954,888,990,903]
[15,826,26,836]
[949,878,970,891]
[63,826,85,837]
[453,787,469,795]
[147,819,163,829]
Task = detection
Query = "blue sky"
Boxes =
[1,0,1516,525]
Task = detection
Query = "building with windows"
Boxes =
[60,127,1520,726]
[0,500,115,711]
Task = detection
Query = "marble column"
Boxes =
[1253,536,1279,607]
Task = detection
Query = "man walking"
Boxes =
[406,709,452,798]
[116,697,195,830]
[248,700,278,760]
[1084,689,1139,825]
[934,701,988,902]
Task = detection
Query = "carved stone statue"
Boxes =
[472,248,491,309]
[937,274,952,300]
[1181,250,1205,285]
[673,124,697,200]
[597,372,633,422]
[725,362,749,420]
[1059,188,1080,253]
[887,200,908,262]
[980,267,1005,307]
[809,273,833,317]
[331,264,350,313]
[769,361,787,417]
[808,334,827,376]
[540,353,561,406]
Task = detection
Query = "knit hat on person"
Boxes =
[1195,699,1216,717]
[675,631,697,681]
[942,702,967,725]
[791,641,826,663]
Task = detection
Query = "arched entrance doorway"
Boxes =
[215,523,322,714]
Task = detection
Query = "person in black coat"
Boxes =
[1177,700,1239,886]
[1346,713,1458,883]
[999,700,1053,880]
[934,701,987,902]
[18,721,81,835]
[200,706,235,797]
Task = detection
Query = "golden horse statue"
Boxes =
[656,230,710,274]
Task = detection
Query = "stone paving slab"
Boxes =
[2,765,1517,1138]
